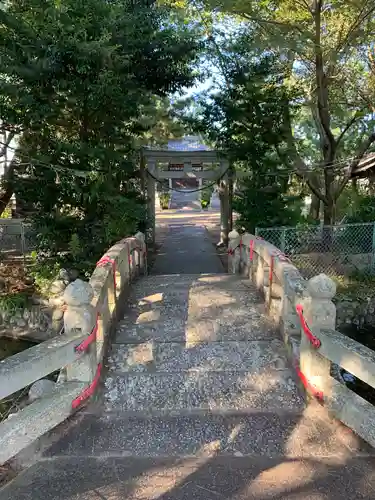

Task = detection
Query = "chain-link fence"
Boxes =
[0,219,35,261]
[255,222,375,279]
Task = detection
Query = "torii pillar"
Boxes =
[146,160,156,248]
[218,160,230,246]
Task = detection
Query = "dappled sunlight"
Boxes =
[136,310,161,324]
[245,460,316,499]
[138,293,165,306]
[284,403,353,461]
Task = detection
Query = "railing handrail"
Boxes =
[0,231,147,465]
[0,330,86,401]
[228,229,375,449]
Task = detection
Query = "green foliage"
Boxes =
[179,52,304,231]
[29,251,61,294]
[0,291,29,312]
[345,194,375,224]
[233,181,303,234]
[159,192,170,209]
[0,203,12,219]
[200,186,213,208]
[0,0,202,272]
[196,0,375,224]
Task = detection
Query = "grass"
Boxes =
[333,270,375,301]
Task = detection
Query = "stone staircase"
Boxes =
[170,189,201,210]
[3,226,373,499]
[41,273,341,463]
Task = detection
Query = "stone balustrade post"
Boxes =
[280,267,305,341]
[299,273,336,394]
[135,231,146,272]
[249,238,257,283]
[254,245,266,292]
[228,229,240,274]
[63,279,97,383]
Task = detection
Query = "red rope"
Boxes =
[128,246,143,268]
[295,366,323,401]
[273,249,290,263]
[269,255,274,285]
[97,255,116,290]
[71,363,102,409]
[75,314,99,353]
[295,304,321,348]
[249,239,254,261]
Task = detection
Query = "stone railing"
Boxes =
[229,230,375,448]
[0,232,147,464]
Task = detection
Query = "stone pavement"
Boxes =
[151,223,224,274]
[2,220,375,499]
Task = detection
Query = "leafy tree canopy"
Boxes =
[0,0,202,271]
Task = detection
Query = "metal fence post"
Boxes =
[280,228,286,253]
[255,227,259,237]
[20,221,26,268]
[371,222,375,273]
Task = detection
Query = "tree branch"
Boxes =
[279,104,327,203]
[313,0,336,160]
[0,132,15,158]
[336,112,364,149]
[336,131,375,198]
[335,2,375,56]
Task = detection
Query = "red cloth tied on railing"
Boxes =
[75,313,99,353]
[249,239,254,261]
[295,304,321,348]
[269,254,274,284]
[295,365,323,401]
[273,249,290,263]
[71,363,102,409]
[97,255,116,290]
[228,244,240,256]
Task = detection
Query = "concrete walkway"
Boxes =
[2,220,375,499]
[151,223,224,274]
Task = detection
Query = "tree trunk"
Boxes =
[228,170,234,232]
[218,179,229,245]
[0,161,16,216]
[309,194,320,220]
[322,199,335,251]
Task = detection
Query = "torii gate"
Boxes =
[142,136,231,247]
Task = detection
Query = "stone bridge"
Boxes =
[1,214,375,498]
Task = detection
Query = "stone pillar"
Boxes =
[218,175,229,245]
[228,165,234,231]
[184,160,192,173]
[228,229,240,274]
[63,279,97,383]
[147,160,156,247]
[300,273,336,394]
[135,231,146,273]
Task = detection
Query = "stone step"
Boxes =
[4,454,375,500]
[115,275,275,344]
[107,340,289,373]
[103,370,304,414]
[128,287,263,312]
[130,274,255,294]
[115,309,275,344]
[43,406,350,459]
